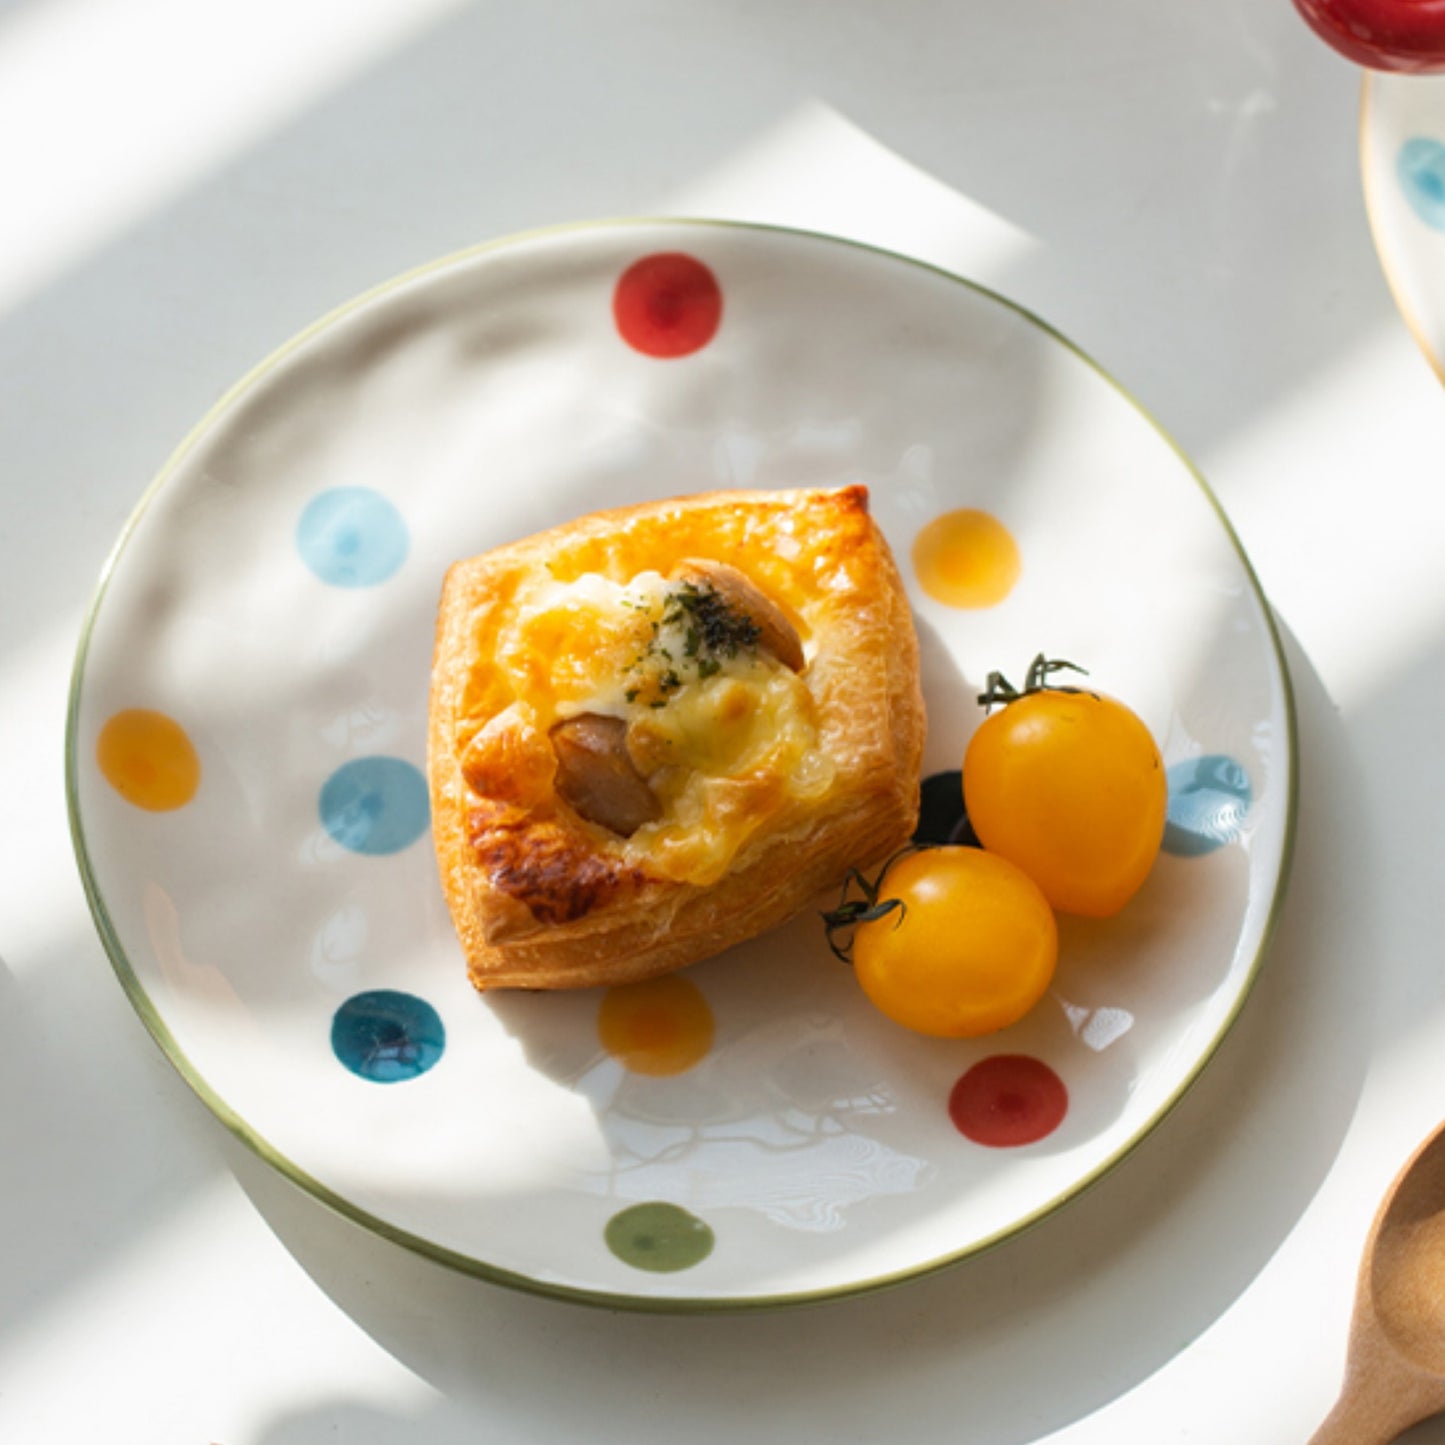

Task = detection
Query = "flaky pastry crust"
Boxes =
[428,485,925,990]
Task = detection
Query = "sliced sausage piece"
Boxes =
[671,558,806,672]
[550,713,662,836]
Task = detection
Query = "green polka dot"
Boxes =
[604,1202,714,1273]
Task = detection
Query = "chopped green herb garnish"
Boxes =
[662,582,761,657]
[624,577,762,710]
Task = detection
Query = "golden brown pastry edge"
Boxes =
[427,485,925,990]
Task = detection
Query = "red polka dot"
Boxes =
[948,1055,1068,1147]
[613,253,722,357]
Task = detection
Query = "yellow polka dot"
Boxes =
[96,709,200,811]
[912,508,1021,608]
[598,975,714,1076]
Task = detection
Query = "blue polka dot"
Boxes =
[320,756,429,855]
[297,487,408,587]
[332,990,445,1082]
[1398,137,1445,232]
[1164,755,1251,857]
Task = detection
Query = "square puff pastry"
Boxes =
[428,485,925,991]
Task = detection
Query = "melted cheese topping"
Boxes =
[496,569,833,885]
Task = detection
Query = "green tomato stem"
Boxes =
[977,653,1095,713]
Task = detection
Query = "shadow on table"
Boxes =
[0,928,227,1353]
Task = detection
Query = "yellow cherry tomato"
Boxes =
[964,672,1166,918]
[848,847,1058,1038]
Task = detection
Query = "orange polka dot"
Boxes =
[912,509,1021,608]
[96,709,200,811]
[598,975,714,1076]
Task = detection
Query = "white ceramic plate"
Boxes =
[1363,73,1445,383]
[68,220,1295,1311]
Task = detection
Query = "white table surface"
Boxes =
[6,2,1445,1441]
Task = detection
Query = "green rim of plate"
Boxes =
[64,215,1300,1314]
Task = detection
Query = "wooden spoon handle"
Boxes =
[1308,1359,1445,1445]
[1307,1392,1406,1445]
